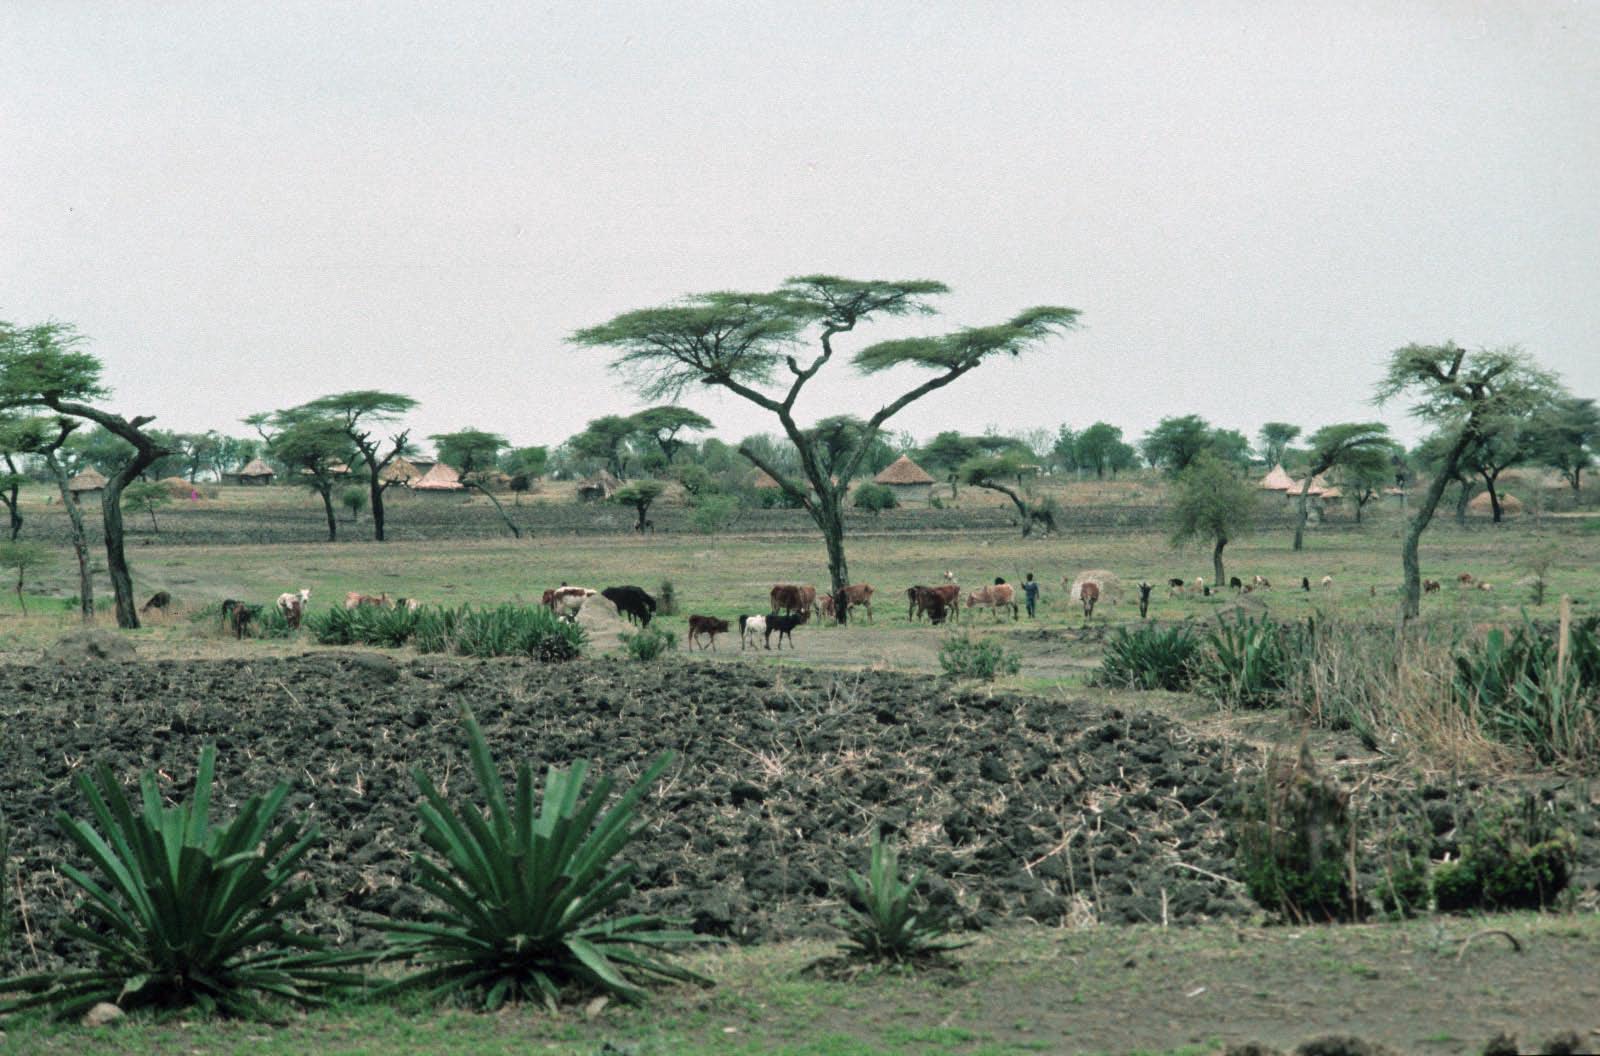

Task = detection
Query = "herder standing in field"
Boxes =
[1023,573,1040,619]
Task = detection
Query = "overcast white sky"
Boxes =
[3,1,1597,456]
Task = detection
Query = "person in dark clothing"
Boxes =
[1022,572,1040,618]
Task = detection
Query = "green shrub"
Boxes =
[0,746,360,1019]
[937,633,1021,680]
[1197,614,1307,709]
[656,580,678,617]
[838,832,967,964]
[851,482,898,514]
[1094,624,1200,691]
[619,624,676,661]
[1432,795,1576,912]
[379,711,707,1009]
[1233,743,1362,922]
[689,494,742,533]
[303,603,584,661]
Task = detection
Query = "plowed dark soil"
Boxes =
[0,655,1594,976]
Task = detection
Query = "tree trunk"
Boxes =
[1212,536,1227,588]
[468,482,522,538]
[102,467,153,628]
[14,567,25,615]
[319,486,338,541]
[980,481,1032,537]
[816,494,850,625]
[367,458,387,542]
[46,453,94,621]
[1401,432,1474,620]
[1483,470,1503,523]
[1454,481,1471,526]
[2,455,21,540]
[147,507,158,532]
[1293,478,1314,552]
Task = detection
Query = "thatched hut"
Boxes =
[577,469,621,502]
[68,467,107,500]
[1468,491,1523,517]
[1258,464,1299,494]
[379,458,422,486]
[411,461,464,494]
[872,455,935,505]
[236,458,275,486]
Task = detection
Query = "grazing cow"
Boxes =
[1301,577,1312,592]
[1167,577,1186,595]
[1320,575,1333,589]
[765,611,806,650]
[140,590,172,614]
[1080,581,1100,620]
[1137,581,1153,619]
[836,583,875,623]
[345,591,390,610]
[602,585,657,627]
[770,583,817,618]
[1423,579,1441,594]
[1253,575,1271,589]
[909,584,961,624]
[739,613,767,650]
[276,587,310,629]
[1229,576,1243,591]
[965,583,1018,620]
[1458,573,1476,586]
[221,599,258,639]
[687,614,730,650]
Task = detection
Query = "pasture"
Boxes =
[1,480,1598,1054]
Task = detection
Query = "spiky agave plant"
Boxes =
[0,746,360,1019]
[839,832,968,964]
[380,711,707,1008]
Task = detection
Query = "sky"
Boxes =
[3,1,1597,457]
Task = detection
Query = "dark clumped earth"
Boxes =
[0,655,1595,977]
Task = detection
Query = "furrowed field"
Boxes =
[2,477,1598,1056]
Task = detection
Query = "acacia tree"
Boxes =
[1073,421,1125,479]
[1257,422,1301,467]
[299,391,416,542]
[0,321,170,627]
[430,427,521,538]
[501,445,548,504]
[918,432,981,497]
[1459,417,1538,523]
[611,480,666,531]
[1530,395,1598,493]
[0,414,47,540]
[1340,446,1393,525]
[569,415,638,480]
[1141,415,1216,475]
[573,275,1078,621]
[250,410,357,541]
[630,406,712,465]
[1291,422,1392,551]
[961,453,1055,536]
[123,480,172,532]
[1170,453,1255,586]
[1374,343,1558,620]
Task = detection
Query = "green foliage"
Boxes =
[1257,422,1301,467]
[1094,624,1200,691]
[655,580,678,617]
[1196,615,1308,709]
[1168,453,1255,574]
[1140,415,1215,475]
[619,624,676,662]
[0,746,359,1019]
[937,633,1021,680]
[1233,744,1362,923]
[341,486,367,521]
[689,493,743,532]
[122,480,172,529]
[429,428,507,482]
[303,604,584,661]
[838,832,967,964]
[380,712,706,1008]
[851,482,898,514]
[0,539,49,613]
[1451,615,1600,763]
[1431,796,1576,912]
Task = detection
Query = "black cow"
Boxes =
[765,611,806,650]
[220,598,259,639]
[1229,576,1243,591]
[141,590,172,613]
[602,585,657,627]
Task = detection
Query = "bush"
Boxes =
[656,579,678,617]
[1094,624,1200,691]
[851,482,898,514]
[1432,795,1576,912]
[1233,743,1362,922]
[937,633,1021,680]
[379,711,707,1008]
[838,832,966,964]
[620,624,676,661]
[303,603,584,661]
[689,494,742,533]
[1196,614,1308,709]
[1452,614,1600,763]
[0,746,360,1019]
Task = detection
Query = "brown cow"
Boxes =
[908,584,960,624]
[1457,573,1476,586]
[965,583,1018,620]
[770,584,817,618]
[837,583,874,623]
[344,591,390,610]
[1423,579,1441,594]
[1080,581,1100,620]
[687,614,730,650]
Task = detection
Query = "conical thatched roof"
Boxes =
[873,454,935,486]
[1258,464,1298,491]
[68,467,107,493]
[238,458,275,478]
[161,476,197,497]
[1468,491,1523,515]
[412,461,463,491]
[379,457,421,484]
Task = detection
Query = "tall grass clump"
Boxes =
[1432,794,1577,911]
[1093,623,1199,691]
[1451,608,1600,765]
[1233,743,1362,923]
[837,832,967,965]
[1195,614,1308,709]
[619,624,676,661]
[0,747,361,1019]
[303,604,584,662]
[379,711,706,1008]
